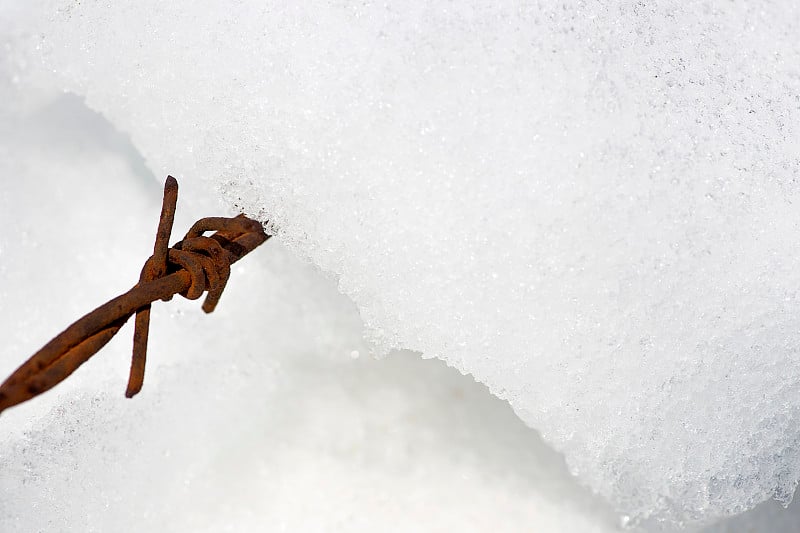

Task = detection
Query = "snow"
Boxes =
[3,1,800,531]
[0,92,621,533]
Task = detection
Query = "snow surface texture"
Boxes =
[4,0,800,530]
[0,92,626,532]
[3,83,800,533]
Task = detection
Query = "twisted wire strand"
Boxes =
[0,176,270,415]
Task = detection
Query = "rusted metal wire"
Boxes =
[0,176,270,415]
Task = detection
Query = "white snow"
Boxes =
[0,91,621,533]
[3,1,800,530]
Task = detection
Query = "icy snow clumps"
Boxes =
[9,0,800,528]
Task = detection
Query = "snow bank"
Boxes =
[0,89,623,532]
[4,1,800,529]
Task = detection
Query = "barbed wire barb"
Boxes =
[0,176,270,415]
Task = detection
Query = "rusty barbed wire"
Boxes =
[0,176,270,415]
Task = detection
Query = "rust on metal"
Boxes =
[0,176,270,414]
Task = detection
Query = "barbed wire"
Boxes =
[0,176,270,415]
